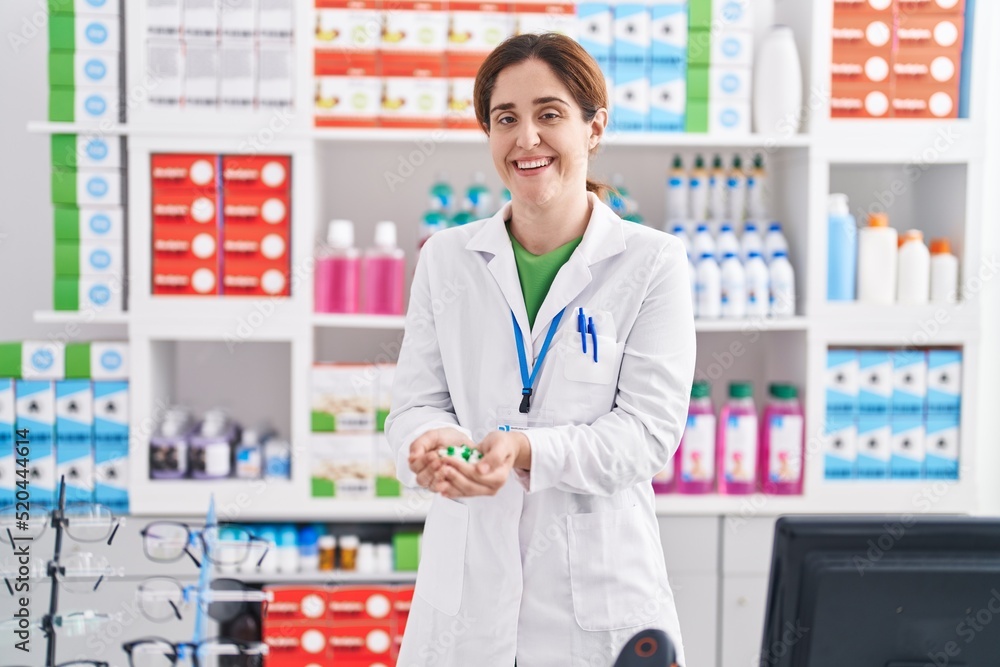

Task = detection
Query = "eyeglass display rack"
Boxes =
[2,476,122,667]
[122,496,270,664]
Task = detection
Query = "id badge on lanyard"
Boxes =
[496,405,555,433]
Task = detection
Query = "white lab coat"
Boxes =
[386,192,695,667]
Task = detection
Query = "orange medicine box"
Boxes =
[831,44,892,82]
[896,0,966,15]
[151,256,220,295]
[892,81,959,118]
[892,48,961,85]
[328,586,396,625]
[896,14,964,53]
[830,80,892,118]
[221,155,291,192]
[831,13,894,52]
[327,623,394,663]
[222,257,290,296]
[153,223,218,262]
[264,586,330,623]
[150,154,219,189]
[222,224,289,263]
[263,623,330,667]
[152,188,219,227]
[222,190,290,227]
[833,0,894,16]
[314,51,381,127]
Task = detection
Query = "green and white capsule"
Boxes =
[437,445,484,463]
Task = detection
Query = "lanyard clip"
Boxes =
[519,388,532,414]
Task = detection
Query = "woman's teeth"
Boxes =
[516,158,552,170]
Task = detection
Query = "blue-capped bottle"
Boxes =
[464,171,493,219]
[429,172,454,214]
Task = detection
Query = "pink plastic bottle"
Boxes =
[760,383,805,495]
[363,221,406,315]
[314,219,360,313]
[675,381,716,494]
[717,381,759,495]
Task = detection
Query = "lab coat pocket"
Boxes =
[567,505,662,631]
[562,334,619,385]
[414,495,469,616]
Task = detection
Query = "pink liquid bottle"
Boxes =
[717,381,759,495]
[314,219,360,313]
[760,383,805,495]
[363,221,406,315]
[675,381,716,494]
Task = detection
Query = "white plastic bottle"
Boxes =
[689,155,709,222]
[693,223,717,260]
[764,222,789,261]
[930,238,959,303]
[670,224,692,259]
[695,253,722,319]
[717,224,740,258]
[665,156,688,224]
[740,221,764,261]
[747,154,769,221]
[709,154,727,221]
[727,154,747,222]
[744,251,770,318]
[769,251,796,317]
[277,524,300,574]
[897,229,930,304]
[720,253,747,319]
[857,213,898,304]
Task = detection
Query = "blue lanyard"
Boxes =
[512,308,565,413]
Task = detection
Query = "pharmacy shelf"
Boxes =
[813,302,979,345]
[33,310,130,325]
[813,120,984,164]
[655,480,976,517]
[313,314,407,330]
[232,571,417,584]
[127,298,306,341]
[27,121,129,135]
[694,316,809,333]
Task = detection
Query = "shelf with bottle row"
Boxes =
[28,120,815,149]
[654,478,976,517]
[812,120,986,164]
[812,303,980,345]
[233,571,418,585]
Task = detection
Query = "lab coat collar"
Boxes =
[465,192,627,345]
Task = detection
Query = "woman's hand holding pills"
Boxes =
[408,427,471,490]
[432,430,530,498]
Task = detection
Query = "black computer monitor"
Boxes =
[760,516,1000,667]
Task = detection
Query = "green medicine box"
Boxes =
[688,0,712,29]
[54,205,125,242]
[49,86,120,123]
[49,14,121,52]
[686,65,710,101]
[687,29,711,67]
[49,51,120,88]
[685,99,709,133]
[48,0,121,17]
[393,531,421,572]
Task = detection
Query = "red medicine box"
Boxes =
[151,257,220,296]
[263,586,329,623]
[892,48,961,85]
[221,155,291,192]
[222,190,291,227]
[896,0,966,16]
[831,13,894,53]
[328,586,396,625]
[263,622,330,667]
[892,81,959,118]
[327,623,394,664]
[830,80,893,118]
[152,188,219,227]
[833,0,894,18]
[151,154,219,189]
[831,44,892,83]
[153,223,219,262]
[222,257,290,296]
[895,13,964,53]
[222,224,289,263]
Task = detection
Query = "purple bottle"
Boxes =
[149,408,195,480]
[675,381,716,494]
[189,410,239,480]
[717,382,759,495]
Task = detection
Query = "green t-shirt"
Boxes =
[507,224,583,329]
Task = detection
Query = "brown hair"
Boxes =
[473,32,610,198]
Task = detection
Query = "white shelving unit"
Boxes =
[28,1,997,522]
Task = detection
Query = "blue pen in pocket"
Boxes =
[587,317,598,363]
[578,307,587,354]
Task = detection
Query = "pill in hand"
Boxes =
[437,445,484,463]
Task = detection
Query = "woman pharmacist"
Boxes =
[386,33,695,667]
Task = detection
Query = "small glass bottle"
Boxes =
[318,535,336,571]
[339,534,360,571]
